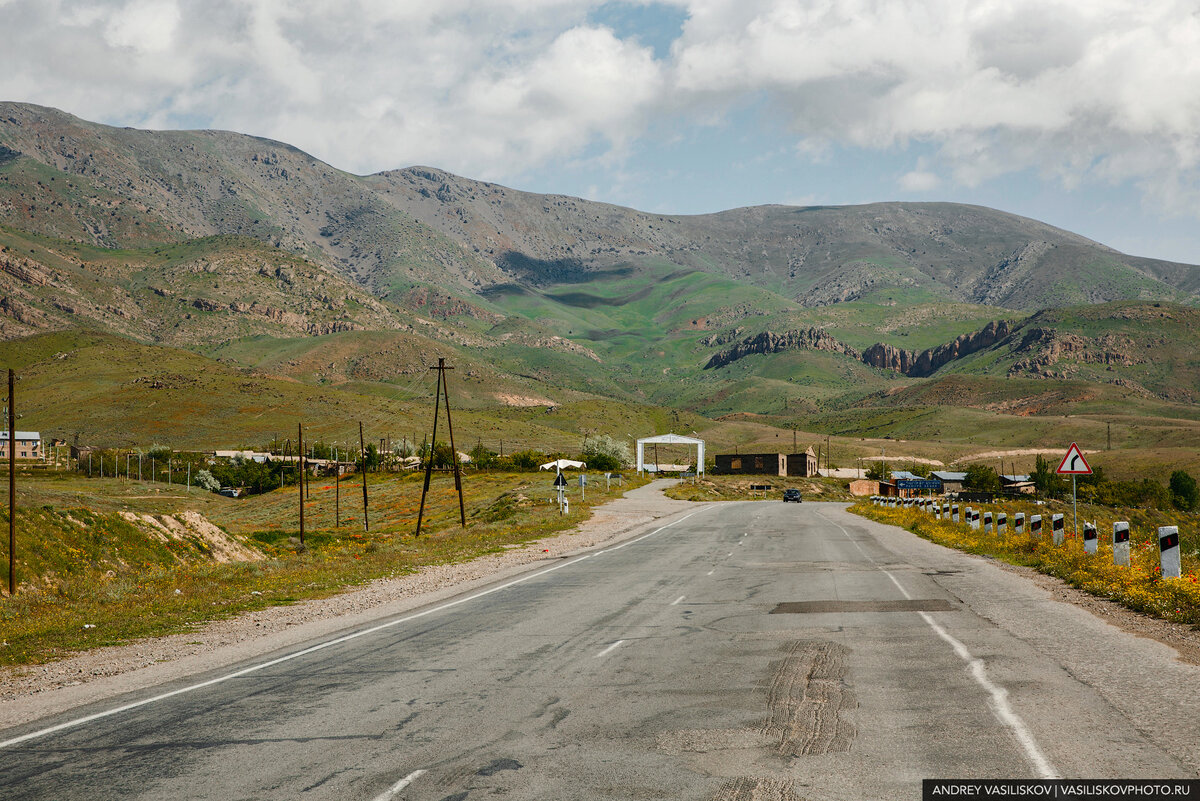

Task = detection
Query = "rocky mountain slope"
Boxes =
[2,102,1198,316]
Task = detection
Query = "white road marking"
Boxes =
[817,511,1059,780]
[706,569,715,576]
[0,506,715,751]
[595,640,625,658]
[671,595,686,606]
[726,552,733,557]
[371,769,426,801]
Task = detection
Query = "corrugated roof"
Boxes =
[0,431,40,440]
[932,471,967,481]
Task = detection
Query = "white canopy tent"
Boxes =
[540,458,586,471]
[636,433,705,475]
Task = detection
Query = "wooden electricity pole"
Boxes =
[8,369,15,595]
[297,423,305,545]
[359,421,369,532]
[415,358,466,536]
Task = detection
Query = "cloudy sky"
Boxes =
[2,0,1199,262]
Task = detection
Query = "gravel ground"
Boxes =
[0,479,695,729]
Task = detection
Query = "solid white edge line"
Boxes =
[816,510,1059,780]
[670,595,685,606]
[0,506,714,751]
[371,769,427,801]
[919,612,1058,780]
[595,640,626,658]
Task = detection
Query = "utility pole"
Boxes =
[297,423,305,545]
[335,447,340,528]
[8,369,15,595]
[360,421,369,532]
[415,358,467,536]
[1107,422,1112,451]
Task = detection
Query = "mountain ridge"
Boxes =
[2,101,1197,315]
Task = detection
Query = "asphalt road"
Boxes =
[3,500,1199,800]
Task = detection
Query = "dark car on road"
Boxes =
[783,488,802,503]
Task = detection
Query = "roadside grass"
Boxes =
[0,471,647,667]
[851,500,1200,625]
[664,475,853,502]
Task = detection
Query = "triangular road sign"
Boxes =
[553,473,567,487]
[1056,443,1093,475]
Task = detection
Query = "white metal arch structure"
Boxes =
[636,433,705,475]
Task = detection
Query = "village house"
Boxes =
[786,447,819,477]
[714,452,787,476]
[0,430,41,461]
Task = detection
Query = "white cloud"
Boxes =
[899,170,940,192]
[103,0,181,54]
[0,0,1197,220]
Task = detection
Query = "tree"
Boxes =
[146,444,172,461]
[865,461,890,480]
[963,464,1000,493]
[430,441,456,468]
[509,450,543,470]
[362,443,380,471]
[581,434,631,472]
[1032,455,1067,498]
[469,443,497,468]
[195,469,221,491]
[1170,470,1199,512]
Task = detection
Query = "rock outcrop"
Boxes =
[704,328,860,369]
[707,319,1014,377]
[862,320,1012,377]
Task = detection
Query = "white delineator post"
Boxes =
[952,504,959,523]
[997,512,1007,535]
[1113,522,1130,567]
[971,509,981,530]
[1015,512,1025,535]
[1159,526,1181,578]
[1083,522,1098,555]
[984,511,993,534]
[1031,515,1042,536]
[1052,514,1065,545]
[965,506,973,528]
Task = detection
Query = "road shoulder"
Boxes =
[0,479,695,728]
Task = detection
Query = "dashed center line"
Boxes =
[371,769,426,801]
[0,506,715,751]
[595,640,626,658]
[671,595,686,606]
